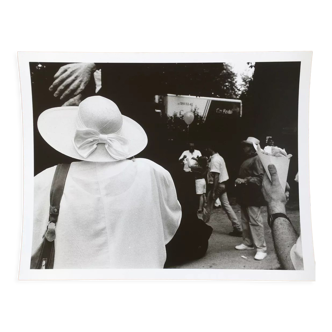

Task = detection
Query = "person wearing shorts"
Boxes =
[190,156,208,220]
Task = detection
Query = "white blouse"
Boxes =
[32,159,182,269]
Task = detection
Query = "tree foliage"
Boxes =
[143,63,239,99]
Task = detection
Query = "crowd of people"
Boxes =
[31,62,303,271]
[179,138,302,267]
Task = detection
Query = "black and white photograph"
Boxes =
[18,52,314,280]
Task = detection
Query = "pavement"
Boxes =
[173,198,300,270]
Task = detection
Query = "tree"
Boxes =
[237,62,301,190]
[148,63,239,99]
[239,74,253,99]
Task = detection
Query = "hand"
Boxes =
[62,93,83,106]
[262,164,286,214]
[235,178,245,185]
[49,63,96,101]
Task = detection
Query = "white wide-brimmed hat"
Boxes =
[241,136,260,147]
[38,96,148,162]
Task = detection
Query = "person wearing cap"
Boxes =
[235,137,267,260]
[31,96,184,269]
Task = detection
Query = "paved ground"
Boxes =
[173,198,300,270]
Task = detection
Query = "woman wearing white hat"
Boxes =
[31,96,183,269]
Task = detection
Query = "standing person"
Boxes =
[264,136,275,154]
[31,96,182,269]
[31,65,214,268]
[206,161,222,208]
[190,156,209,220]
[205,143,242,236]
[178,142,202,214]
[179,143,202,173]
[235,137,267,260]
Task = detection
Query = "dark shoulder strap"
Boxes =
[49,163,71,225]
[30,164,70,269]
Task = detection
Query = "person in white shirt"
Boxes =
[263,136,275,155]
[189,156,209,220]
[31,96,182,269]
[205,144,242,236]
[179,143,202,173]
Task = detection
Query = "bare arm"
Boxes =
[190,164,203,174]
[262,164,299,270]
[179,153,187,163]
[211,172,219,199]
[272,217,298,270]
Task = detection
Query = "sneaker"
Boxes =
[254,252,267,260]
[235,244,254,250]
[229,230,243,237]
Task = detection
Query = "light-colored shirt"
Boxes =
[290,236,304,270]
[263,146,273,154]
[32,159,181,269]
[179,150,201,172]
[209,153,229,183]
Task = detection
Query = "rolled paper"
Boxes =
[256,145,291,190]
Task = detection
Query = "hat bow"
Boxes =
[73,128,129,160]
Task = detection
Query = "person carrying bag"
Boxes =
[31,96,212,269]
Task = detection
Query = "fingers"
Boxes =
[62,80,81,100]
[59,79,84,100]
[262,173,270,187]
[267,164,280,185]
[50,70,71,92]
[62,93,83,106]
[53,64,69,79]
[53,75,77,99]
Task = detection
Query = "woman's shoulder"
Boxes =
[135,158,167,170]
[35,165,57,180]
[34,165,57,191]
[135,158,171,177]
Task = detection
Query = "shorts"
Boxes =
[195,178,206,195]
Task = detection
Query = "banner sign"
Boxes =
[164,95,242,121]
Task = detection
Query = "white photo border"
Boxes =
[18,52,315,281]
